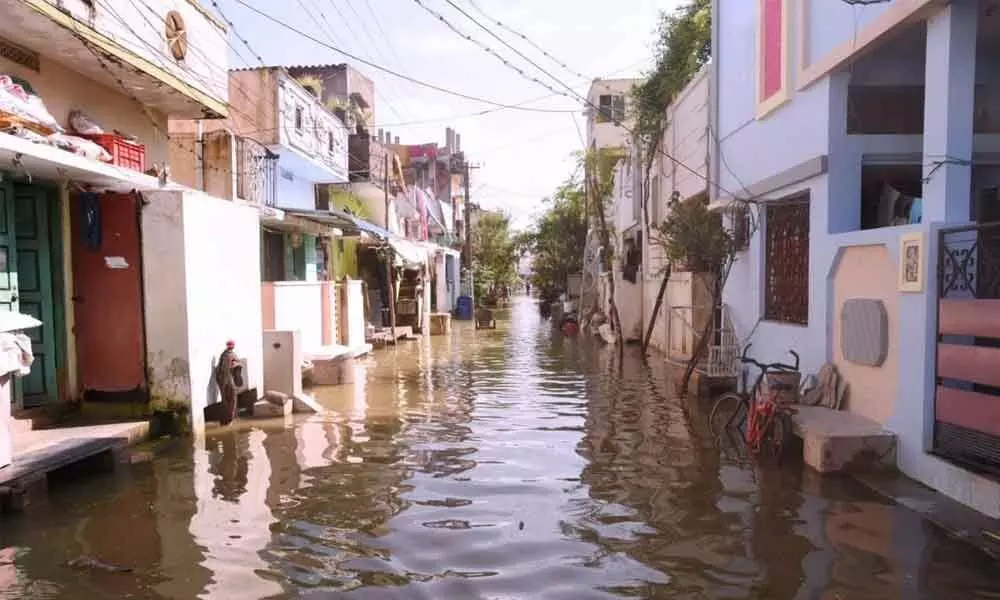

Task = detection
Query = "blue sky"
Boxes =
[214,0,680,228]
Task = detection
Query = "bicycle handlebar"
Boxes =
[739,343,800,373]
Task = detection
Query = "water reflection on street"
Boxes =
[2,296,1000,598]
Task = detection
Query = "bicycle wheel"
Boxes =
[763,411,794,459]
[709,392,748,438]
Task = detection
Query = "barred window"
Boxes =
[764,194,810,324]
[597,94,625,123]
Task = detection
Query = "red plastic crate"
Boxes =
[81,133,146,172]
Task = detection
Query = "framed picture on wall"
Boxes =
[898,232,925,293]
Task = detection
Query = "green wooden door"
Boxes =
[0,184,18,315]
[13,185,56,407]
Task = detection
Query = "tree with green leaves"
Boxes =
[519,169,588,301]
[471,211,519,305]
[632,0,711,149]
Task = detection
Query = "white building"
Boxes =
[0,0,262,431]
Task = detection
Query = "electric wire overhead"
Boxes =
[462,0,591,82]
[228,0,580,113]
[411,0,577,101]
[433,0,742,200]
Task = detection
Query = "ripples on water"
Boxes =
[1,297,1000,599]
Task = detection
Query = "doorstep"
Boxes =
[1,421,149,512]
[855,470,1000,560]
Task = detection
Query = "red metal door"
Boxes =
[71,193,147,397]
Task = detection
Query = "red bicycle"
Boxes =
[709,344,800,457]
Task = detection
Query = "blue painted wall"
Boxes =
[717,0,1000,516]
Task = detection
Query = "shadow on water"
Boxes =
[1,296,999,598]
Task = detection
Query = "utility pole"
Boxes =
[383,151,397,336]
[384,151,390,229]
[463,161,472,269]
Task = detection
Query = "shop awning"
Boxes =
[286,207,428,266]
[387,237,428,267]
[333,208,396,240]
[267,208,348,237]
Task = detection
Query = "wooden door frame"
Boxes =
[70,191,150,403]
[3,181,65,407]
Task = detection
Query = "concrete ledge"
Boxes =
[429,312,451,336]
[856,470,1000,560]
[1,421,149,511]
[791,406,897,473]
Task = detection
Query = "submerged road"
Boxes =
[0,296,998,598]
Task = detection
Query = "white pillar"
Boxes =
[921,3,978,224]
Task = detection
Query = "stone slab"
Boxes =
[1,421,149,492]
[252,399,291,418]
[791,405,897,473]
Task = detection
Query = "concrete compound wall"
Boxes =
[143,190,263,431]
[831,244,899,425]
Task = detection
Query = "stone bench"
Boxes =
[790,405,897,473]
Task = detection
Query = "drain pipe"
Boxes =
[709,0,721,201]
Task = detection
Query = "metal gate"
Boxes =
[935,222,1000,475]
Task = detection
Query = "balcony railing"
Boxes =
[236,135,278,207]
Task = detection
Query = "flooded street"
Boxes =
[2,297,999,599]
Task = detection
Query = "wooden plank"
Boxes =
[939,299,1000,338]
[938,343,1000,388]
[936,386,1000,437]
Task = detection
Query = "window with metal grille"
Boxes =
[597,94,625,123]
[764,194,809,324]
[294,106,303,132]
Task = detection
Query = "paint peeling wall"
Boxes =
[141,191,192,412]
[142,190,262,431]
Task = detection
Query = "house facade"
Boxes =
[715,0,1000,516]
[582,78,638,323]
[0,0,264,430]
[179,66,359,356]
[641,66,715,365]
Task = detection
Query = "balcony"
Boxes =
[1,0,228,118]
[236,135,278,207]
[167,131,277,205]
[348,134,389,185]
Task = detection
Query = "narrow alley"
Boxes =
[0,297,997,599]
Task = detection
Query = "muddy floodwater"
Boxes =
[1,297,999,599]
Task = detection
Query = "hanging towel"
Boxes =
[0,332,33,376]
[79,192,102,250]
